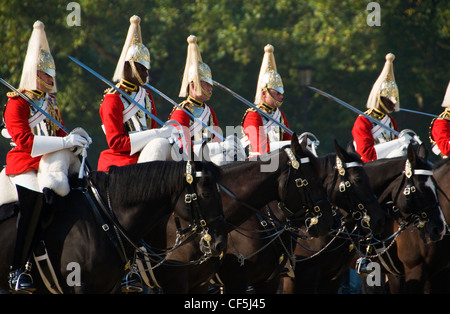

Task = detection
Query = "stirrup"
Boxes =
[355,257,372,276]
[121,270,143,293]
[9,264,36,294]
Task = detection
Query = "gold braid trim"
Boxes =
[429,108,450,146]
[45,97,62,135]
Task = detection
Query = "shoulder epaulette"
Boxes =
[241,108,258,125]
[6,88,27,99]
[438,109,450,120]
[105,85,119,95]
[364,108,385,121]
[179,100,194,113]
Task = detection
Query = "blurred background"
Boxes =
[0,0,449,169]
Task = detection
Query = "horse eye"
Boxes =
[202,191,211,198]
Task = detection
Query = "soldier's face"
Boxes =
[123,61,148,86]
[262,88,283,108]
[189,81,212,102]
[36,70,54,93]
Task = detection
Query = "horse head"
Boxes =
[381,144,445,243]
[322,140,385,236]
[276,133,334,237]
[172,160,227,258]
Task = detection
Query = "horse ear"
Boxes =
[291,132,302,154]
[417,143,428,160]
[334,139,347,160]
[407,143,417,166]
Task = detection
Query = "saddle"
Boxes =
[0,149,81,208]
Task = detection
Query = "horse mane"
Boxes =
[220,149,284,173]
[433,157,450,170]
[90,161,221,205]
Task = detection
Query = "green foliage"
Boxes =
[0,0,448,167]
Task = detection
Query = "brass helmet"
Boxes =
[366,53,400,112]
[254,44,284,105]
[441,81,450,108]
[179,35,212,97]
[113,15,151,82]
[19,20,57,93]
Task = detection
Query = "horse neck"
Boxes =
[220,152,288,227]
[317,154,337,193]
[364,158,406,200]
[92,174,173,245]
[434,160,450,220]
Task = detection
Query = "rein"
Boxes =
[219,148,329,267]
[351,159,438,271]
[329,156,376,234]
[279,148,330,231]
[82,161,220,267]
[389,160,437,229]
[218,148,328,234]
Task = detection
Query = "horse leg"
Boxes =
[219,256,249,294]
[403,264,426,293]
[282,276,295,294]
[387,274,403,293]
[253,276,282,294]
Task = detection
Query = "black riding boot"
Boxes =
[9,185,45,294]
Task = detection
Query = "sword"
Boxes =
[143,83,225,141]
[400,108,441,119]
[0,77,68,134]
[68,56,165,127]
[0,77,91,177]
[212,80,294,136]
[308,86,400,136]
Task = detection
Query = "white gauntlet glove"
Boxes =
[31,133,90,157]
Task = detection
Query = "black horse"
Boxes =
[138,134,335,293]
[0,160,227,293]
[370,148,450,293]
[423,156,450,293]
[286,144,445,293]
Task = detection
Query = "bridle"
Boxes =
[174,160,225,258]
[387,159,438,230]
[329,156,377,234]
[83,160,224,266]
[278,148,331,232]
[354,159,440,271]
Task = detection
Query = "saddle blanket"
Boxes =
[0,149,81,207]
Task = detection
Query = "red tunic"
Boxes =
[97,89,157,171]
[169,101,219,147]
[169,104,219,131]
[352,114,398,163]
[242,109,291,155]
[4,93,66,175]
[430,116,450,157]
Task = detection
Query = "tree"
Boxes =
[1,0,448,167]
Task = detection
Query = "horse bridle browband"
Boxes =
[181,160,225,258]
[278,148,330,231]
[390,159,437,229]
[331,156,377,231]
[82,160,222,265]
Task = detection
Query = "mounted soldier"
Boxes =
[98,15,178,171]
[241,44,292,158]
[352,53,414,162]
[2,21,90,293]
[170,35,218,144]
[429,81,450,158]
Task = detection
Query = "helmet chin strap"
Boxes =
[264,87,283,107]
[129,60,148,86]
[36,75,54,91]
[378,96,394,114]
[201,86,212,99]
